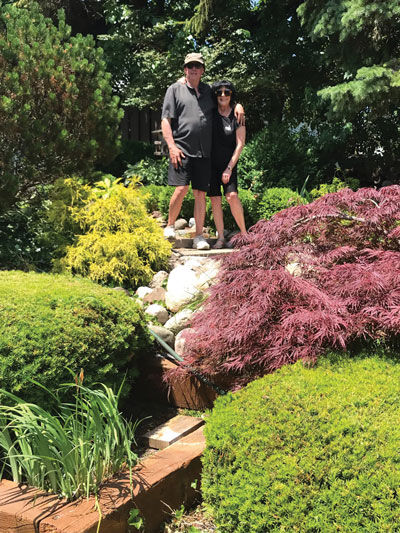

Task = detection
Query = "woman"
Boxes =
[209,80,247,249]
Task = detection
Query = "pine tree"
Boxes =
[0,1,122,211]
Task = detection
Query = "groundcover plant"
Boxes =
[170,186,400,389]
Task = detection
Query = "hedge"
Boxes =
[0,271,150,408]
[203,356,400,532]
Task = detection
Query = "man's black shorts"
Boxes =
[168,156,211,192]
[209,166,238,197]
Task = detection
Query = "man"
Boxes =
[161,52,244,250]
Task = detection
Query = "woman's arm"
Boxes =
[222,125,246,184]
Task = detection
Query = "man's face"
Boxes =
[184,62,204,85]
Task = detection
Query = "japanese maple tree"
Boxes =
[174,186,400,389]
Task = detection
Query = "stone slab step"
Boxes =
[143,414,204,450]
[172,248,235,257]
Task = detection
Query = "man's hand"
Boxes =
[169,144,185,169]
[234,103,245,126]
[222,169,231,184]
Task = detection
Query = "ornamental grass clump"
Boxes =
[202,356,400,532]
[0,381,138,500]
[171,186,400,389]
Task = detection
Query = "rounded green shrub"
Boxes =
[203,356,400,532]
[0,271,151,408]
[257,187,306,220]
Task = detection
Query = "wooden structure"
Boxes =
[120,107,168,156]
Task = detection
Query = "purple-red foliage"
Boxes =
[170,186,400,389]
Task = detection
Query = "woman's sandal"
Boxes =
[212,238,226,249]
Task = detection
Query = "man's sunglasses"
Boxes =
[215,89,232,97]
[185,62,203,69]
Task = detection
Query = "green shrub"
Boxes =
[257,187,306,220]
[203,356,400,532]
[140,185,259,230]
[237,122,314,193]
[63,178,171,288]
[0,271,150,408]
[125,157,169,186]
[310,176,360,199]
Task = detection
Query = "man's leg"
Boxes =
[167,185,189,226]
[192,188,207,236]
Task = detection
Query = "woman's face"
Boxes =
[216,86,232,104]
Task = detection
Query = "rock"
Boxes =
[174,328,195,357]
[143,287,166,303]
[145,304,169,325]
[165,258,220,312]
[112,287,131,296]
[174,218,188,230]
[149,271,169,288]
[149,325,175,349]
[136,286,152,299]
[286,262,302,277]
[188,217,195,228]
[164,308,194,334]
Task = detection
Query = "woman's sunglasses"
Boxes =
[215,89,232,97]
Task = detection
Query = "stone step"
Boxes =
[143,414,204,450]
[172,247,235,257]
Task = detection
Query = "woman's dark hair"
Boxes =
[211,80,236,106]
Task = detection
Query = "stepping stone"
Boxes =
[173,248,235,257]
[143,414,204,450]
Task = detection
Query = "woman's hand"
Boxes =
[222,168,231,184]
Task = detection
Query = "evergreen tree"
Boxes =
[0,1,122,210]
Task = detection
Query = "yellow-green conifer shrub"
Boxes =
[63,178,171,288]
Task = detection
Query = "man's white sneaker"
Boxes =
[163,225,176,239]
[193,235,210,250]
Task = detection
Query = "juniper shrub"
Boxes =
[170,186,400,389]
[203,357,400,532]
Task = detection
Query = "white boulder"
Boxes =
[164,308,194,334]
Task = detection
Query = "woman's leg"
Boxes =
[210,196,225,239]
[226,192,246,234]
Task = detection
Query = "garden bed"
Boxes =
[0,427,205,533]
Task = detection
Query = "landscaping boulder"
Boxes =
[175,328,196,357]
[164,308,194,334]
[165,258,220,312]
[174,218,188,230]
[149,271,169,288]
[143,287,166,304]
[145,304,169,325]
[136,286,152,299]
[149,325,175,349]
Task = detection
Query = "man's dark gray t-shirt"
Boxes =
[161,81,215,158]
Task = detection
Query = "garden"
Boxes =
[1,0,400,532]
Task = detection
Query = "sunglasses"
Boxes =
[215,89,232,97]
[185,62,203,69]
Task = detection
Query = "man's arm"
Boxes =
[234,103,245,126]
[161,117,185,169]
